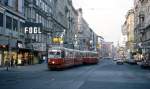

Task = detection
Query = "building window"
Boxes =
[36,13,38,23]
[0,13,3,27]
[13,19,18,31]
[36,34,38,42]
[20,22,24,33]
[39,15,41,23]
[4,0,8,6]
[6,16,12,29]
[48,7,52,14]
[32,9,36,20]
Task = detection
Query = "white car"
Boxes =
[113,58,117,61]
[116,59,124,65]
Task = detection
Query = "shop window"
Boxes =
[0,13,3,27]
[13,19,18,31]
[6,16,12,29]
[36,0,39,6]
[4,0,8,6]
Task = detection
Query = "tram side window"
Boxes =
[61,51,65,58]
[65,51,68,58]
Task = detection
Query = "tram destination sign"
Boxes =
[24,22,42,34]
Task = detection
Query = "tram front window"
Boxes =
[48,51,61,58]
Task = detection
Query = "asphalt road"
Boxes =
[0,58,150,89]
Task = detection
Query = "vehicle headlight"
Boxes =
[52,61,55,64]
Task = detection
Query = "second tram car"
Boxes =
[82,51,99,64]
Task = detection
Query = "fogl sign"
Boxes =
[24,22,42,34]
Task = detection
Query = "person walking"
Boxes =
[11,57,14,67]
[15,59,18,67]
[5,57,10,71]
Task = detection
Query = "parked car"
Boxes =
[140,60,150,68]
[113,58,117,61]
[126,59,137,64]
[116,59,124,65]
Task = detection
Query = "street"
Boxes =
[0,58,150,89]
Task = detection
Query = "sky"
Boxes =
[72,0,134,46]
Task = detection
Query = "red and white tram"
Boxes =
[82,51,98,64]
[48,47,99,70]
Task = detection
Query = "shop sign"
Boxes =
[24,22,42,34]
[52,37,63,43]
[32,43,46,51]
[24,27,41,34]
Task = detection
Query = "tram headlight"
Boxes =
[52,61,55,64]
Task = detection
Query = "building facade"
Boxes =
[134,0,150,56]
[102,42,114,58]
[51,0,78,49]
[97,36,104,58]
[77,8,92,50]
[122,9,135,59]
[0,0,25,66]
[23,0,53,64]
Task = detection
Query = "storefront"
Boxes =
[0,37,9,66]
[17,50,32,65]
[0,50,2,66]
[17,41,35,65]
[32,43,46,64]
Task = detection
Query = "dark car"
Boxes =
[140,60,150,68]
[126,59,137,64]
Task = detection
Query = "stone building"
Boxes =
[97,36,104,58]
[0,0,54,66]
[76,8,91,50]
[0,0,25,66]
[122,9,135,59]
[51,0,78,49]
[134,0,150,54]
[102,42,114,58]
[23,0,53,64]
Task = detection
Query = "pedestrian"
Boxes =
[21,57,25,66]
[145,53,148,61]
[5,58,10,71]
[15,59,18,66]
[11,57,14,67]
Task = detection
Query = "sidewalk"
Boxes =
[0,63,48,72]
